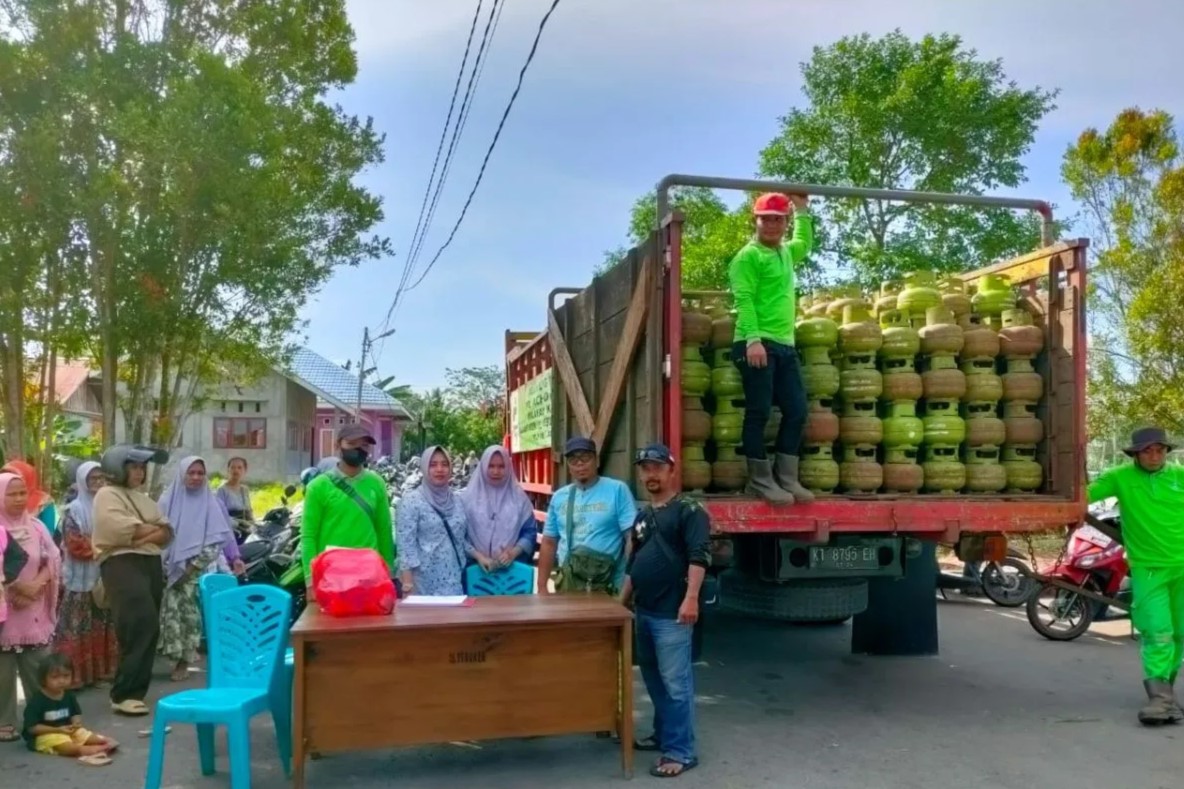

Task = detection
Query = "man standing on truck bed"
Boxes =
[537,437,636,595]
[729,191,815,504]
[1088,426,1184,726]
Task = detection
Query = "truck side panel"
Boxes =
[506,221,1088,540]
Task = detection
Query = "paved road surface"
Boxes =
[2,598,1179,789]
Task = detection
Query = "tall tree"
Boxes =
[601,186,758,291]
[1063,108,1184,435]
[0,0,391,467]
[759,30,1058,287]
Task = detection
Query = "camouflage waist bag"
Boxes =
[556,487,619,594]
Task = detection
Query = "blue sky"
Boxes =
[299,0,1184,390]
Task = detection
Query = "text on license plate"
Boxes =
[809,546,880,570]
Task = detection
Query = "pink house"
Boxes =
[290,347,412,462]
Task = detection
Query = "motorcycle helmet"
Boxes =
[100,444,168,486]
[299,466,320,487]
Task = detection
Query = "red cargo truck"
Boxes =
[505,175,1087,655]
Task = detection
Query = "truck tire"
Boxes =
[719,570,868,623]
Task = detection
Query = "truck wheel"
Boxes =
[718,570,868,623]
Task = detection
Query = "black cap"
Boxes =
[635,443,675,466]
[337,423,377,445]
[563,436,597,456]
[1124,427,1174,456]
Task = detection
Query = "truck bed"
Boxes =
[505,203,1088,540]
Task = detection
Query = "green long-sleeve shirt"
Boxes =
[1087,462,1184,568]
[300,468,395,578]
[728,213,814,346]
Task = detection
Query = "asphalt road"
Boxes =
[2,597,1180,789]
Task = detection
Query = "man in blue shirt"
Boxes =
[537,437,637,595]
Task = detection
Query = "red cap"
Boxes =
[753,192,791,216]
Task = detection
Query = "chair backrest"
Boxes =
[207,585,292,690]
[200,574,239,635]
[465,561,535,596]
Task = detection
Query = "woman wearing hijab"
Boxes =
[156,457,235,682]
[51,462,120,690]
[0,472,61,742]
[1,461,57,537]
[396,446,474,596]
[461,446,537,571]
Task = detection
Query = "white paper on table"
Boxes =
[400,595,470,607]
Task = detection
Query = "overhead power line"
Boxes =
[405,0,563,294]
[380,0,485,335]
[404,0,505,276]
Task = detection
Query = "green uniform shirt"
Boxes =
[300,468,395,578]
[1087,462,1184,568]
[728,213,814,346]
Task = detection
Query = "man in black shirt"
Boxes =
[619,443,711,778]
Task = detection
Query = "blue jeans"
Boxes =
[636,611,697,764]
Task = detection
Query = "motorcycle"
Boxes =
[937,548,1037,607]
[1026,501,1130,641]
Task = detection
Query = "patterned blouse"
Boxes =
[396,488,473,596]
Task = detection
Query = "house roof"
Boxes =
[52,363,93,404]
[288,347,411,418]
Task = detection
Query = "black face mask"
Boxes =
[340,447,369,468]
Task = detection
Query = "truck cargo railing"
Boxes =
[506,175,1087,541]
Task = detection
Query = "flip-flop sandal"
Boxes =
[79,753,113,766]
[137,727,171,739]
[111,700,150,716]
[0,728,20,743]
[650,757,698,778]
[634,736,661,751]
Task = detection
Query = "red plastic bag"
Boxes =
[310,547,396,617]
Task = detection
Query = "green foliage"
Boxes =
[606,187,755,292]
[401,367,506,459]
[758,30,1058,287]
[0,0,390,471]
[1063,108,1184,435]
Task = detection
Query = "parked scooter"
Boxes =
[937,548,1037,607]
[1026,501,1130,641]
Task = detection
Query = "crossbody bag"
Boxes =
[639,503,718,607]
[422,500,469,592]
[556,488,620,594]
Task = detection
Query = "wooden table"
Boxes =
[290,595,634,787]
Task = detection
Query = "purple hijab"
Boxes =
[158,456,234,586]
[461,445,533,556]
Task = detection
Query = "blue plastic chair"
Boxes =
[199,574,239,673]
[197,575,295,767]
[465,561,535,596]
[145,585,293,789]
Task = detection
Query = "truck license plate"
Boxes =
[809,545,881,571]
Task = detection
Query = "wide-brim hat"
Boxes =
[1124,426,1174,456]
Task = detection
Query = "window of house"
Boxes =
[286,420,298,451]
[213,417,267,449]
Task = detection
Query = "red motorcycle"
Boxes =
[1026,513,1131,641]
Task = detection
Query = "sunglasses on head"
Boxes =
[635,448,673,465]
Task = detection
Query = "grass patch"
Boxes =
[249,482,304,515]
[208,475,303,518]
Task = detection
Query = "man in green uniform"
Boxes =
[1088,426,1184,725]
[728,191,815,504]
[301,424,395,600]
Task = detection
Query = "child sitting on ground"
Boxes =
[23,653,119,766]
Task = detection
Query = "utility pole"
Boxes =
[356,326,397,417]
